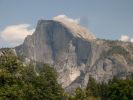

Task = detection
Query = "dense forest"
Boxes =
[0,49,133,100]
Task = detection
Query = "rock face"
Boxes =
[15,19,133,92]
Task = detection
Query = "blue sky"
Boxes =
[0,0,133,47]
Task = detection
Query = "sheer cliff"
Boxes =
[15,19,133,92]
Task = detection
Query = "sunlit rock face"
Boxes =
[53,15,96,41]
[15,19,133,93]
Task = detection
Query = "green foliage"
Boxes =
[85,76,133,100]
[1,49,133,100]
[0,51,64,100]
[74,87,86,100]
[106,46,129,57]
[86,76,99,97]
[0,49,23,73]
[108,79,133,100]
[69,76,133,100]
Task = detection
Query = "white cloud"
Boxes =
[119,35,133,43]
[0,24,35,46]
[119,35,129,42]
[53,15,96,40]
[131,38,133,43]
[53,15,80,24]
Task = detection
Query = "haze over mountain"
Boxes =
[14,16,133,92]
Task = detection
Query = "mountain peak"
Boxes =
[53,15,96,40]
[37,15,96,41]
[15,17,133,92]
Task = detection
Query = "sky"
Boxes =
[0,0,133,47]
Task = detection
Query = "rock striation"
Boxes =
[15,19,133,92]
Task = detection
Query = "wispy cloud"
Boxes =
[0,24,35,46]
[53,15,80,24]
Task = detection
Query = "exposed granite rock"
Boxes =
[15,20,133,93]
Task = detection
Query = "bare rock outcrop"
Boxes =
[15,19,133,92]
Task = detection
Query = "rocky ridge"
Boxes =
[14,19,133,92]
